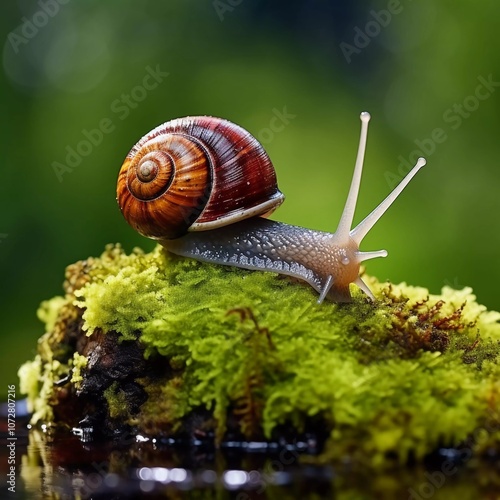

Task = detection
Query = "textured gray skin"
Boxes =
[163,217,360,302]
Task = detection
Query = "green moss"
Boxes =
[18,356,43,415]
[37,296,67,333]
[134,376,190,435]
[104,381,130,420]
[70,353,88,390]
[19,244,500,465]
[18,355,62,423]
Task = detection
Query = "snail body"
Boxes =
[117,113,426,303]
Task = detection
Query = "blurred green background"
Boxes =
[1,1,499,395]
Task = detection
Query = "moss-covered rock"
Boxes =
[18,244,500,466]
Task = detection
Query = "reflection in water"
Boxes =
[17,427,335,499]
[0,424,497,499]
[0,403,498,499]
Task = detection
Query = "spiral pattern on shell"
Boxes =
[117,116,284,240]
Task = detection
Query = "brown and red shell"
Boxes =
[117,116,285,240]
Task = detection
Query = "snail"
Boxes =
[116,112,426,303]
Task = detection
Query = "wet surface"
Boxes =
[1,400,500,499]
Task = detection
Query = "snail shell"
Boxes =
[116,116,284,240]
